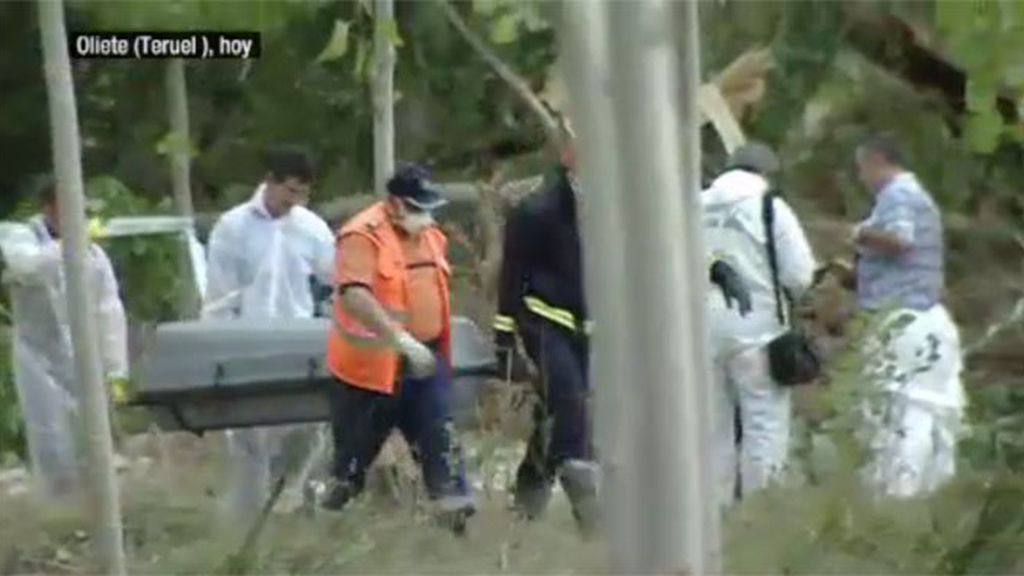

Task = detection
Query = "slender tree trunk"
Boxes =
[165,58,199,318]
[38,1,126,573]
[604,0,717,572]
[559,2,639,571]
[373,0,396,196]
[166,59,194,217]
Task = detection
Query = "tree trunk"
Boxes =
[605,0,717,571]
[373,0,396,196]
[38,1,126,573]
[165,58,200,318]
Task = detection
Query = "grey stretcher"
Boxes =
[131,316,497,434]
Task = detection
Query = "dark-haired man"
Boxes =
[203,145,335,518]
[851,133,965,498]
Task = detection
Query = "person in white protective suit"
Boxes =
[850,132,965,498]
[0,176,129,499]
[203,145,335,518]
[702,143,816,504]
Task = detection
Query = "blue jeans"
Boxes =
[327,350,470,504]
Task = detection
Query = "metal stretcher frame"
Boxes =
[130,316,497,435]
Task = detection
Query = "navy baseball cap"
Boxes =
[386,163,448,211]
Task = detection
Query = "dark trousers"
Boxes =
[514,317,591,499]
[326,351,469,503]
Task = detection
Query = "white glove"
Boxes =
[394,331,437,379]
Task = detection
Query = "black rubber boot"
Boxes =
[512,480,553,521]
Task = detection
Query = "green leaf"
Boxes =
[965,78,997,113]
[315,19,351,63]
[522,3,550,32]
[472,0,502,16]
[936,0,976,34]
[965,110,1004,154]
[378,17,404,48]
[489,12,519,45]
[155,130,194,157]
[353,39,370,80]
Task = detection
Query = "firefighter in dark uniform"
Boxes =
[493,136,753,535]
[493,147,597,533]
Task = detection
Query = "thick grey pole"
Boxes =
[676,0,723,569]
[38,0,126,573]
[605,0,717,572]
[559,1,640,570]
[373,0,396,196]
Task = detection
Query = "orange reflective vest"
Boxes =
[326,202,452,395]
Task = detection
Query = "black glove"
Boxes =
[495,346,535,383]
[710,260,752,316]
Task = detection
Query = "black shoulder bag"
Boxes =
[762,192,822,387]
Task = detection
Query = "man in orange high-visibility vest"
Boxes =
[322,163,474,534]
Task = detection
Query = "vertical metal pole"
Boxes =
[373,0,396,196]
[604,0,717,572]
[165,58,200,318]
[38,0,126,573]
[559,1,639,570]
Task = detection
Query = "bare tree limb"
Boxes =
[438,0,562,143]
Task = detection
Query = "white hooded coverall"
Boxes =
[702,170,816,504]
[0,216,128,498]
[203,185,335,517]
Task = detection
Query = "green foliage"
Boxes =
[0,327,26,464]
[315,19,352,63]
[959,384,1024,473]
[86,176,190,323]
[729,311,1024,575]
[936,0,1024,154]
[74,0,315,33]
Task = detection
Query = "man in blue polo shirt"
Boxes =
[851,132,966,498]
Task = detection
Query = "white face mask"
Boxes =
[399,210,434,234]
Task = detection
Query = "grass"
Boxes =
[4,427,1024,575]
[0,433,609,575]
